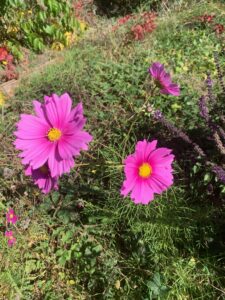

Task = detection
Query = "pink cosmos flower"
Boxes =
[149,62,180,96]
[14,93,92,177]
[6,209,18,224]
[5,231,16,247]
[25,164,58,194]
[121,140,174,204]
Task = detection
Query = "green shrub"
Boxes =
[0,0,79,58]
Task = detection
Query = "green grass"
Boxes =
[1,1,225,299]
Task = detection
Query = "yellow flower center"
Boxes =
[10,214,14,219]
[39,165,49,174]
[47,128,62,142]
[139,163,152,179]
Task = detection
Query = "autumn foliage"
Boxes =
[112,11,157,41]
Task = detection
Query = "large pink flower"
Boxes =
[25,164,58,194]
[14,93,92,177]
[149,62,180,96]
[121,140,174,204]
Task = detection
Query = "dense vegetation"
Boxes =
[0,0,225,299]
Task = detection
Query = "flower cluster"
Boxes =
[112,14,133,31]
[112,12,157,41]
[14,93,92,194]
[131,12,156,41]
[118,15,132,26]
[197,14,224,35]
[14,91,175,204]
[12,60,181,206]
[119,62,180,204]
[12,62,180,205]
[151,55,225,186]
[0,46,18,82]
[5,209,18,247]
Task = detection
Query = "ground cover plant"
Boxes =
[1,0,225,299]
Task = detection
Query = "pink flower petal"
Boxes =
[121,176,139,196]
[44,96,60,127]
[32,101,50,126]
[69,102,83,120]
[148,147,172,161]
[130,180,154,204]
[21,141,55,169]
[15,114,49,139]
[149,62,164,78]
[58,93,72,124]
[135,139,157,162]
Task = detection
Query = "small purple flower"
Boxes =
[153,109,163,120]
[214,52,225,94]
[6,209,18,224]
[205,73,216,103]
[149,62,180,96]
[205,73,213,87]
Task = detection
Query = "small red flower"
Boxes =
[112,11,156,40]
[213,23,224,34]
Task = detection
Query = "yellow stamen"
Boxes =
[47,128,62,142]
[39,165,49,174]
[139,163,152,179]
[9,214,14,219]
